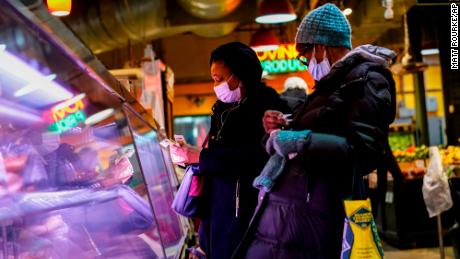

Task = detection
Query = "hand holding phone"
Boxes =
[263,110,290,134]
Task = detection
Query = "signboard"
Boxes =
[256,44,308,74]
[45,93,87,133]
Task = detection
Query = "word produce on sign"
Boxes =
[45,94,87,133]
[256,44,308,74]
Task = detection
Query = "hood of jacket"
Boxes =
[333,44,396,69]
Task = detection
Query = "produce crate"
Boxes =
[389,131,416,151]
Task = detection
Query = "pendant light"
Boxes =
[250,27,280,52]
[256,0,297,24]
[47,0,72,17]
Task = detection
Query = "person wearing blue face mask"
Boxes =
[307,46,331,81]
[170,42,289,259]
[234,3,397,259]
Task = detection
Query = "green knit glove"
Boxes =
[266,130,312,157]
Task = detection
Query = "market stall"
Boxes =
[375,124,458,248]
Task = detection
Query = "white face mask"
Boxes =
[213,74,242,103]
[308,47,331,81]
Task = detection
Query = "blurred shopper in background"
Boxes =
[171,42,289,259]
[234,4,397,258]
[280,76,308,114]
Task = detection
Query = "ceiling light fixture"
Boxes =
[0,99,43,124]
[85,108,115,126]
[421,48,439,56]
[14,74,57,97]
[0,49,73,102]
[52,93,86,112]
[342,8,352,16]
[382,0,394,20]
[256,0,297,24]
[250,28,280,52]
[47,0,72,17]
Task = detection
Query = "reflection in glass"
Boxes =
[0,1,185,258]
[174,116,211,146]
[125,105,184,258]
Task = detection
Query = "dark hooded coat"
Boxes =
[234,45,397,259]
[198,42,289,259]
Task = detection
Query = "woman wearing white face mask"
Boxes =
[170,42,289,259]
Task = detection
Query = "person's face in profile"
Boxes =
[210,60,240,90]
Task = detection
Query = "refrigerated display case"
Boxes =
[0,1,187,258]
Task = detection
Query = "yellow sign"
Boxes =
[342,199,384,259]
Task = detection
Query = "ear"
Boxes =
[315,44,326,62]
[228,75,241,91]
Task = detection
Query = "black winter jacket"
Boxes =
[280,88,308,114]
[235,45,396,259]
[198,84,289,259]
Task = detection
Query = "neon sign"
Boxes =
[46,94,87,133]
[256,44,307,74]
[48,110,86,133]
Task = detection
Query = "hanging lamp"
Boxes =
[47,0,72,17]
[255,0,297,24]
[250,27,280,52]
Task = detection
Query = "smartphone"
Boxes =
[282,114,293,123]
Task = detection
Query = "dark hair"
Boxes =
[210,42,263,93]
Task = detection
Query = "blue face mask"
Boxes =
[308,47,331,81]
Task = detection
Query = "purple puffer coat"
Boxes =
[233,45,396,259]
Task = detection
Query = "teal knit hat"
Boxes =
[295,3,352,49]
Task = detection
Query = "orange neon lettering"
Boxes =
[280,45,292,60]
[257,51,268,61]
[52,108,66,122]
[64,99,83,114]
[289,44,298,59]
[257,44,298,61]
[52,99,85,122]
[267,49,278,60]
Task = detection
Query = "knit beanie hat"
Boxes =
[295,3,352,49]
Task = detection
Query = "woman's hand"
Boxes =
[170,143,201,165]
[263,110,289,134]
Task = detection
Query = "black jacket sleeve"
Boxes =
[302,71,394,175]
[199,86,288,177]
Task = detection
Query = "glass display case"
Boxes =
[0,1,187,258]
